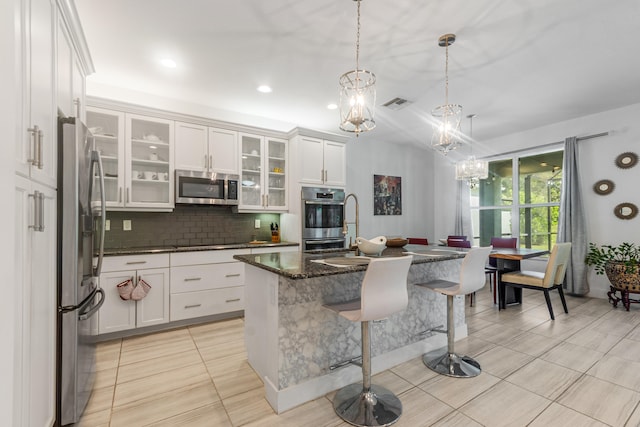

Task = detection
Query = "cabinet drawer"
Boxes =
[170,287,244,321]
[102,253,170,272]
[170,249,249,266]
[170,263,244,293]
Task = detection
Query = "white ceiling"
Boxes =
[75,0,640,150]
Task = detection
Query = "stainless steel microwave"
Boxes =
[175,170,239,205]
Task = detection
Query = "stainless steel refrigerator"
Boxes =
[57,116,106,425]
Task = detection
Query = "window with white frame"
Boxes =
[470,150,563,251]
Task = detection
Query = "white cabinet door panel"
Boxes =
[170,287,244,321]
[175,121,208,172]
[171,263,244,293]
[136,268,170,328]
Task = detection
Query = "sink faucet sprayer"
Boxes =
[343,193,359,253]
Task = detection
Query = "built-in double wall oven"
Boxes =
[301,187,345,251]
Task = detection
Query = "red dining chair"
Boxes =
[485,237,518,304]
[447,239,471,248]
[408,238,429,245]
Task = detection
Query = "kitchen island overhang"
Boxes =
[234,246,469,413]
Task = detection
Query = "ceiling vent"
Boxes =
[382,97,412,110]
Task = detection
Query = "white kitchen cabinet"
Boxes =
[298,136,346,187]
[86,107,175,210]
[239,133,288,211]
[98,254,170,334]
[14,175,57,427]
[170,249,247,321]
[175,122,238,174]
[56,11,86,121]
[16,0,57,189]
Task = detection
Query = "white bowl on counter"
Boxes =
[356,235,387,256]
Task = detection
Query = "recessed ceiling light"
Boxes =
[257,85,272,93]
[327,103,338,110]
[160,58,177,68]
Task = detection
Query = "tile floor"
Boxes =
[79,284,640,426]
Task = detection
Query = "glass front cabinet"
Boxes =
[239,133,287,211]
[87,107,174,210]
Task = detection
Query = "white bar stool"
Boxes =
[415,247,491,378]
[323,255,413,427]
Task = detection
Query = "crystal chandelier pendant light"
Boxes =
[339,0,376,136]
[455,114,489,188]
[431,34,462,154]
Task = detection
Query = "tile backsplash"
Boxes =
[103,206,281,249]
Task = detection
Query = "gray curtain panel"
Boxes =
[454,180,473,241]
[558,136,589,295]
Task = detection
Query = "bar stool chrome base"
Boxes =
[333,383,402,427]
[423,349,481,378]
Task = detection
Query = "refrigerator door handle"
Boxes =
[78,288,105,321]
[89,150,107,277]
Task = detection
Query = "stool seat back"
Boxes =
[360,256,413,321]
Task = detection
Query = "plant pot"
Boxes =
[605,261,640,292]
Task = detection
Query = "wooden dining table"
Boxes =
[490,248,549,307]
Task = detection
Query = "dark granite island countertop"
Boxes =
[232,244,467,279]
[236,244,469,413]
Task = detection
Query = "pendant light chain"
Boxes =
[356,0,360,71]
[444,37,449,106]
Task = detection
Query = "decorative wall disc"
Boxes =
[614,202,638,220]
[615,152,638,169]
[593,179,615,195]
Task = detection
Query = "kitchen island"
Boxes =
[234,245,469,413]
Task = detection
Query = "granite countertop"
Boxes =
[101,241,299,256]
[234,244,467,279]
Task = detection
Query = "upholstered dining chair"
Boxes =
[408,238,429,245]
[447,239,471,248]
[323,255,413,426]
[415,247,492,377]
[485,237,518,304]
[499,242,572,320]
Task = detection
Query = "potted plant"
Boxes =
[586,242,640,310]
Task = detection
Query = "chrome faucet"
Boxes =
[343,193,359,253]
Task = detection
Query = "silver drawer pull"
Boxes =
[184,304,202,309]
[184,277,202,281]
[126,261,147,265]
[225,298,241,303]
[225,273,241,278]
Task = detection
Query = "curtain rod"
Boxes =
[482,131,609,159]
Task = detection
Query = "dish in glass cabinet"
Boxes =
[615,152,638,169]
[593,179,615,195]
[614,203,638,220]
[142,134,161,142]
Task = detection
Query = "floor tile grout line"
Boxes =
[186,325,235,426]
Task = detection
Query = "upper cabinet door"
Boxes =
[17,0,57,188]
[265,137,287,210]
[322,140,346,187]
[86,107,126,208]
[125,114,174,209]
[175,121,208,172]
[208,127,238,174]
[298,137,325,185]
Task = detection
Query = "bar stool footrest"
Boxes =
[333,383,402,426]
[422,349,481,378]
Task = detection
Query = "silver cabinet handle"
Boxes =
[225,273,241,278]
[184,277,202,281]
[225,298,240,303]
[324,170,328,182]
[28,191,45,232]
[204,154,208,169]
[27,126,43,169]
[265,194,269,207]
[320,169,324,182]
[184,304,202,309]
[209,154,213,170]
[126,187,130,203]
[126,261,147,265]
[118,187,122,203]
